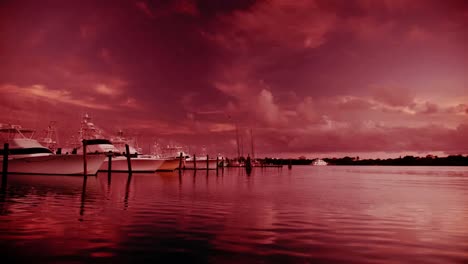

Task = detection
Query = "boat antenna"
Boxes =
[235,124,241,160]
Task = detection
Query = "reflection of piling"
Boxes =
[2,143,9,189]
[206,155,209,170]
[124,174,131,210]
[125,144,132,177]
[82,140,87,178]
[193,154,197,170]
[80,174,87,217]
[124,145,132,210]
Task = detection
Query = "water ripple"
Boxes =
[0,167,467,263]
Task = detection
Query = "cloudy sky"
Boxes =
[1,0,467,158]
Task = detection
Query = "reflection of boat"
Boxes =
[78,114,164,172]
[312,159,327,166]
[0,124,104,175]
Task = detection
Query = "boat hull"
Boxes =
[99,156,164,172]
[157,158,181,171]
[0,154,105,175]
[184,159,219,170]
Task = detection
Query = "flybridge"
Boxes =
[0,123,36,140]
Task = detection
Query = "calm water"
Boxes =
[1,166,468,263]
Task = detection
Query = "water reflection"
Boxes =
[0,191,6,216]
[79,177,87,219]
[0,167,467,263]
[124,173,132,210]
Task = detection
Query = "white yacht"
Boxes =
[78,115,165,172]
[312,159,328,166]
[151,144,187,171]
[184,155,221,170]
[155,156,181,171]
[0,124,105,175]
[38,121,59,153]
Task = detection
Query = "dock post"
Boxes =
[178,152,183,171]
[82,140,87,178]
[2,143,9,189]
[125,144,132,177]
[193,154,196,170]
[216,156,219,174]
[107,151,112,182]
[245,155,252,175]
[288,159,292,170]
[206,155,209,170]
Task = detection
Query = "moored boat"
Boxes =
[0,124,105,175]
[151,144,187,171]
[78,115,165,172]
[312,159,328,166]
[156,157,181,171]
[184,156,220,170]
[100,155,165,173]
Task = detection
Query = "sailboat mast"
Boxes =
[240,134,244,158]
[235,124,240,159]
[250,128,255,159]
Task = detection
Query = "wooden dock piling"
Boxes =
[193,154,197,170]
[179,152,183,171]
[288,159,292,170]
[216,156,219,174]
[2,143,9,189]
[82,140,87,178]
[206,155,209,170]
[107,151,112,181]
[245,155,252,175]
[125,144,132,176]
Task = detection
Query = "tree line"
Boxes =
[259,155,468,166]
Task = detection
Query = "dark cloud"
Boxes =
[0,0,467,156]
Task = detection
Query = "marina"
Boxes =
[1,1,467,263]
[0,114,285,177]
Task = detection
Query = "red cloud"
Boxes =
[1,0,467,156]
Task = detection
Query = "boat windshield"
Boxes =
[0,147,53,155]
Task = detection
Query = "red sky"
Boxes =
[1,0,467,158]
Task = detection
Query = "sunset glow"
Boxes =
[1,0,467,157]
